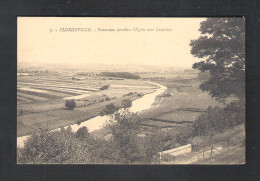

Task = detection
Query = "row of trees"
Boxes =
[99,72,141,79]
[193,102,245,141]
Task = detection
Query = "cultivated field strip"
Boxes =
[17,92,49,101]
[20,78,100,88]
[17,89,61,99]
[17,82,98,92]
[17,88,75,99]
[22,80,100,90]
[17,96,32,103]
[27,87,81,96]
[18,87,49,93]
[17,83,88,94]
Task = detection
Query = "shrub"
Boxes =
[161,153,176,162]
[137,93,144,97]
[100,84,110,90]
[75,126,90,141]
[160,93,171,97]
[101,103,119,115]
[65,99,76,110]
[105,97,111,101]
[123,92,134,97]
[121,99,132,108]
[19,109,24,116]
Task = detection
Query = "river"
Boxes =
[17,82,167,148]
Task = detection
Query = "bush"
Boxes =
[101,103,119,115]
[18,109,24,116]
[65,99,76,110]
[121,99,132,108]
[137,93,144,97]
[160,93,171,97]
[123,92,134,97]
[75,126,90,141]
[105,97,111,101]
[100,84,110,90]
[161,153,176,162]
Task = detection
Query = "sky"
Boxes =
[18,17,206,68]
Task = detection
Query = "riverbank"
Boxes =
[17,82,167,147]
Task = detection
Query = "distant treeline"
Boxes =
[99,72,141,79]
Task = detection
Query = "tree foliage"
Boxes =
[121,99,132,108]
[65,99,76,110]
[100,72,140,79]
[18,127,91,164]
[106,110,141,163]
[193,101,245,138]
[106,110,166,163]
[190,18,245,102]
[75,126,90,141]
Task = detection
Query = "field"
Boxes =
[17,74,156,136]
[138,78,225,129]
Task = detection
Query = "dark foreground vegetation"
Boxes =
[18,110,180,164]
[18,99,244,164]
[99,72,141,79]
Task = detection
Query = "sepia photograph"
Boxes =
[17,17,245,164]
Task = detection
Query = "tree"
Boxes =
[17,127,91,164]
[106,110,141,163]
[121,99,132,108]
[190,18,245,103]
[75,126,90,141]
[65,99,76,110]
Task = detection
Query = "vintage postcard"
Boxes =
[17,17,245,164]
